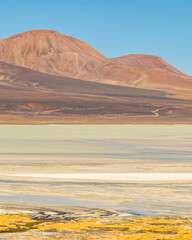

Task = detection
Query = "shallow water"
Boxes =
[0,125,192,216]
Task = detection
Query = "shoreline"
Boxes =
[0,122,192,126]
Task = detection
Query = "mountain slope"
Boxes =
[97,62,192,94]
[0,30,191,98]
[0,61,192,124]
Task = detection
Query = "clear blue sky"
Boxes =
[0,0,191,75]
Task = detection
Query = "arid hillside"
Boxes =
[0,61,191,124]
[0,30,191,97]
[0,30,191,124]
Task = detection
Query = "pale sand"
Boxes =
[3,173,192,181]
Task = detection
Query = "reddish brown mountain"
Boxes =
[0,30,107,79]
[97,62,192,96]
[0,29,192,100]
[110,54,183,75]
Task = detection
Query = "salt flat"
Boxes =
[4,173,192,181]
[0,125,191,216]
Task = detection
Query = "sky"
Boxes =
[0,0,191,75]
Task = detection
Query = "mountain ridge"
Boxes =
[110,54,184,75]
[0,30,191,95]
[0,30,191,90]
[0,30,191,124]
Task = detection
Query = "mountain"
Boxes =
[0,30,107,80]
[0,30,191,124]
[110,54,183,75]
[107,54,192,95]
[97,62,192,97]
[0,30,192,98]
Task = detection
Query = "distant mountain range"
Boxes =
[0,30,191,124]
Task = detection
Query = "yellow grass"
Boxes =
[0,214,191,239]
